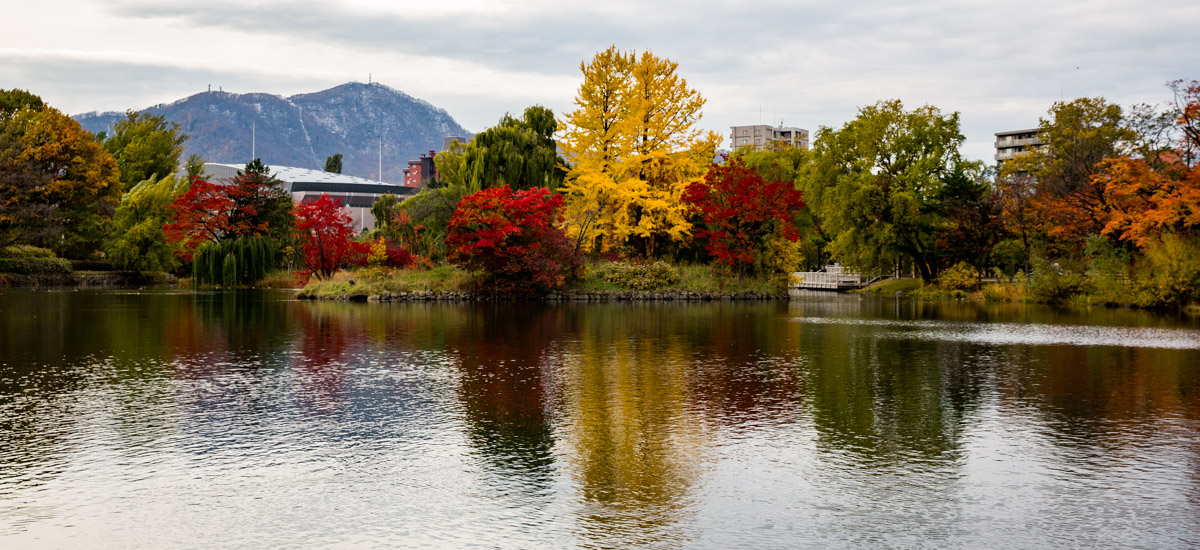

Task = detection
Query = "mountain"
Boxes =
[73,82,471,184]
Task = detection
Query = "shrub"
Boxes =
[446,186,582,294]
[1084,235,1135,305]
[1130,233,1200,309]
[1030,260,1094,304]
[367,236,416,269]
[0,256,71,274]
[594,261,681,290]
[0,246,71,273]
[69,259,116,271]
[0,245,56,259]
[937,262,980,292]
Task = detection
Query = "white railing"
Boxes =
[790,264,878,290]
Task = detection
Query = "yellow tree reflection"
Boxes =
[558,307,710,548]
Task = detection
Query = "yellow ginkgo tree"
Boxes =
[558,46,720,258]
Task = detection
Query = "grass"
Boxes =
[856,278,924,296]
[255,270,306,289]
[297,260,786,299]
[858,276,1040,304]
[296,265,471,299]
[579,261,785,294]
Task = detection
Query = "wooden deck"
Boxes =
[790,264,879,292]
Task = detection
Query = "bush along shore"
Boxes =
[0,245,177,288]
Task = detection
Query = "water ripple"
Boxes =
[790,316,1200,349]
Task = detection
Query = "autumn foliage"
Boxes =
[164,179,246,260]
[445,185,582,294]
[164,171,293,262]
[683,158,805,276]
[1093,156,1200,247]
[294,194,368,279]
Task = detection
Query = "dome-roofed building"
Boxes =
[206,163,418,231]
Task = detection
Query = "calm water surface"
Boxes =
[1,290,1199,548]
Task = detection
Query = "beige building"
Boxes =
[730,124,809,150]
[995,128,1044,163]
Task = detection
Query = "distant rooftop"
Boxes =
[995,128,1039,136]
[207,163,401,186]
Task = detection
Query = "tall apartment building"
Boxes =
[995,128,1044,163]
[730,124,809,150]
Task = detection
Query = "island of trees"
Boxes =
[2,49,1198,311]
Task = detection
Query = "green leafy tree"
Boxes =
[803,100,974,282]
[233,158,295,243]
[370,193,399,231]
[433,139,467,189]
[439,106,563,193]
[102,111,187,190]
[184,153,209,181]
[380,185,468,261]
[324,153,343,174]
[0,89,44,121]
[106,173,190,272]
[931,168,1007,274]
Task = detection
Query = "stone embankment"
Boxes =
[298,289,787,302]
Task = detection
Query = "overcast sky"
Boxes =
[3,0,1198,162]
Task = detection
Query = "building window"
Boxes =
[742,130,748,136]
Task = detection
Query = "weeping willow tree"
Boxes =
[438,105,564,193]
[192,236,278,287]
[106,172,190,273]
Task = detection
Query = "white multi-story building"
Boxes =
[729,124,809,150]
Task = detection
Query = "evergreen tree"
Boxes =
[324,153,343,174]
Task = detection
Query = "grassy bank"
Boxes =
[296,260,789,300]
[579,261,784,294]
[858,275,1200,314]
[296,265,473,299]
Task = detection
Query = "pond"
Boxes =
[1,290,1199,548]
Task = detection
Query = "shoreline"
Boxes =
[0,271,176,289]
[296,289,790,302]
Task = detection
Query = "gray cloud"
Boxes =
[0,53,333,115]
[7,0,1199,162]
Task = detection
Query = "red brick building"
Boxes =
[403,150,437,187]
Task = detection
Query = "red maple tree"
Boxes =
[682,158,806,275]
[164,179,256,261]
[445,185,582,294]
[294,194,368,279]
